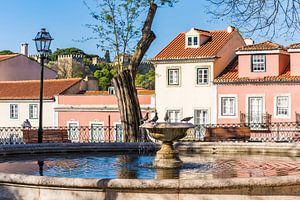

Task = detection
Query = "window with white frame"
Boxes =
[167,110,181,122]
[10,104,18,119]
[187,36,198,47]
[221,97,236,116]
[168,69,179,85]
[197,68,209,85]
[90,122,104,142]
[194,109,209,125]
[29,104,38,119]
[252,55,266,72]
[68,122,79,142]
[276,96,289,116]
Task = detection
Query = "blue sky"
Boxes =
[1,0,300,59]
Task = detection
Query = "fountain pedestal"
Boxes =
[140,122,195,169]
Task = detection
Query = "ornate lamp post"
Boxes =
[33,28,53,143]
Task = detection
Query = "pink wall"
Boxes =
[58,95,152,105]
[290,52,300,76]
[0,55,56,81]
[217,83,300,124]
[57,94,154,127]
[238,54,289,78]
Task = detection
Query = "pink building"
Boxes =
[55,91,155,142]
[215,41,300,125]
[0,54,56,81]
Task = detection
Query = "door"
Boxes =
[248,97,263,124]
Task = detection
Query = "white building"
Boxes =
[151,26,245,125]
[0,78,83,127]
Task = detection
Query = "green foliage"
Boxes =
[49,48,86,61]
[93,62,116,90]
[0,50,14,55]
[135,69,155,89]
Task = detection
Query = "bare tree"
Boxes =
[207,0,300,39]
[85,0,177,142]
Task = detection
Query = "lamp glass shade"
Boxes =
[33,28,53,53]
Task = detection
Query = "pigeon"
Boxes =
[140,112,149,124]
[21,119,32,128]
[149,112,159,123]
[164,112,169,122]
[181,117,193,123]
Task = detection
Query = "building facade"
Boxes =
[215,41,300,125]
[152,26,245,125]
[55,91,155,142]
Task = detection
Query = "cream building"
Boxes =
[151,26,245,125]
[0,78,83,128]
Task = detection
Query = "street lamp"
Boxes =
[33,28,53,143]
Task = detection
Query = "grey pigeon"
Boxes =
[164,112,169,122]
[140,112,149,124]
[181,117,193,123]
[22,119,32,128]
[149,112,158,123]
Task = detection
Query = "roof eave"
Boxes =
[150,56,217,64]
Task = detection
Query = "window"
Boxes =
[276,96,289,116]
[10,104,18,119]
[194,109,209,125]
[221,97,236,116]
[187,36,199,47]
[108,87,115,95]
[167,110,181,122]
[197,68,209,85]
[29,104,38,119]
[68,122,79,142]
[252,55,266,72]
[115,123,123,142]
[90,123,104,142]
[168,69,179,85]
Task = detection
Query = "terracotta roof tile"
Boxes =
[153,29,237,60]
[0,54,20,62]
[0,78,81,100]
[215,59,300,83]
[288,43,300,49]
[237,41,286,51]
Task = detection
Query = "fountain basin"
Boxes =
[141,122,195,168]
[0,143,299,199]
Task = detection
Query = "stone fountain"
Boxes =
[141,122,195,168]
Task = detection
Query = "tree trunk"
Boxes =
[113,70,141,142]
[113,3,157,142]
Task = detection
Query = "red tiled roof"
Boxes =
[215,58,300,83]
[153,29,237,60]
[0,78,82,100]
[237,41,286,51]
[288,43,300,49]
[0,54,20,62]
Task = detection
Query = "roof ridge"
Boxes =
[0,78,81,84]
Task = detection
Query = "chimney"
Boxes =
[227,25,235,33]
[87,77,99,91]
[244,38,254,45]
[21,43,28,57]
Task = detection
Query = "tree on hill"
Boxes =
[0,50,15,55]
[85,0,177,142]
[135,69,155,90]
[49,48,86,61]
[104,50,111,63]
[93,62,117,90]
